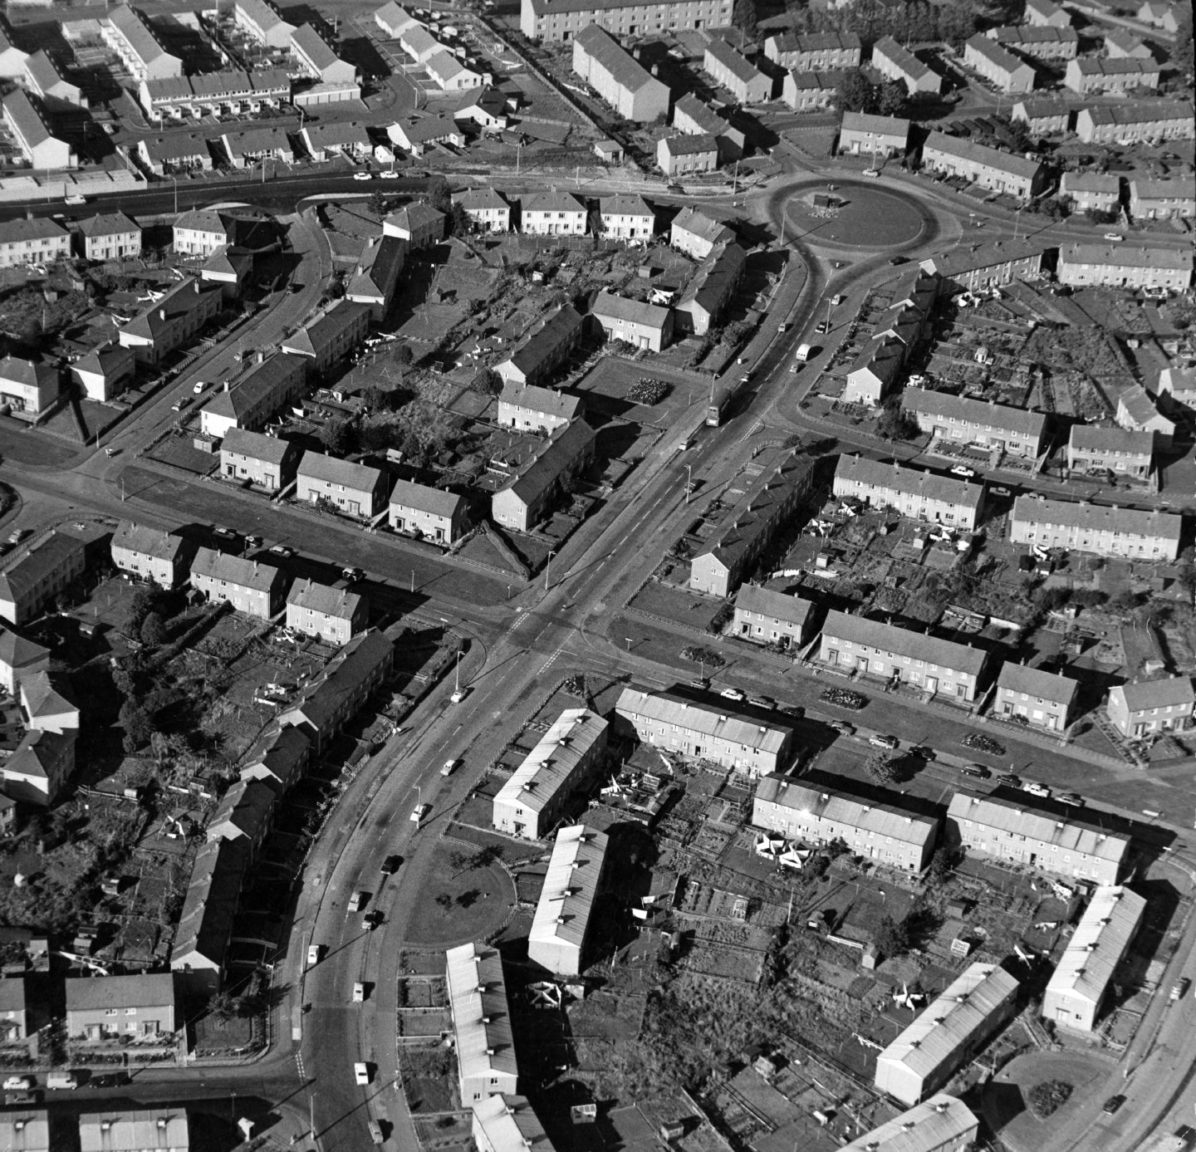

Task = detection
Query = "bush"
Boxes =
[681,645,725,669]
[820,687,867,710]
[629,378,669,405]
[962,732,1005,756]
[1028,1080,1072,1119]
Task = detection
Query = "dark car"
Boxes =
[961,764,991,779]
[747,695,776,710]
[1058,792,1084,808]
[380,855,402,875]
[1102,1095,1125,1114]
[996,773,1022,788]
[888,255,908,265]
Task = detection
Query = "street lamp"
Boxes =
[685,464,693,505]
[545,549,556,592]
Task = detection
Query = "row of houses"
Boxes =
[0,1104,188,1152]
[1060,170,1195,222]
[233,0,358,87]
[376,3,491,92]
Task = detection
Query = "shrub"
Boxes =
[629,378,669,405]
[1028,1080,1072,1119]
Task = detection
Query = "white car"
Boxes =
[307,944,322,967]
[950,465,976,478]
[353,982,365,1002]
[2,1076,33,1091]
[354,1062,370,1086]
[719,688,745,701]
[353,172,372,181]
[1103,232,1123,242]
[441,759,458,777]
[380,170,400,180]
[411,802,430,825]
[192,380,206,394]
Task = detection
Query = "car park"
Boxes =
[354,1062,370,1086]
[380,854,402,875]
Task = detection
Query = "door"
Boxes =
[926,677,938,695]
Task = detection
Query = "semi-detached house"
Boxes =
[286,579,368,644]
[1009,495,1181,561]
[657,133,719,177]
[598,194,655,242]
[296,451,388,519]
[190,548,288,619]
[1067,425,1153,478]
[964,34,1035,94]
[783,70,843,112]
[1059,171,1121,215]
[454,186,511,232]
[497,379,582,432]
[521,190,587,236]
[571,24,668,123]
[732,584,819,648]
[219,427,302,491]
[871,36,940,95]
[1025,0,1071,25]
[819,611,989,703]
[590,291,673,352]
[388,478,469,544]
[0,356,58,420]
[832,454,985,530]
[1130,178,1195,221]
[753,775,939,871]
[994,663,1079,731]
[614,686,796,778]
[672,94,744,162]
[110,521,191,588]
[0,216,70,270]
[1106,675,1195,738]
[76,212,141,262]
[65,974,177,1047]
[670,207,733,260]
[838,111,909,158]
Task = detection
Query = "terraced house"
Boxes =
[1075,99,1192,143]
[1010,495,1181,560]
[117,278,223,366]
[235,0,296,47]
[838,112,909,158]
[1057,242,1191,292]
[672,93,745,161]
[987,23,1078,59]
[201,352,310,438]
[871,36,941,95]
[674,240,745,335]
[920,132,1048,199]
[1129,177,1195,221]
[702,37,771,104]
[520,0,733,43]
[0,530,89,627]
[764,30,860,70]
[101,3,182,80]
[964,34,1035,94]
[571,24,668,122]
[2,89,75,169]
[1064,56,1159,95]
[528,825,610,976]
[783,70,842,112]
[495,304,586,388]
[454,186,511,232]
[832,455,986,530]
[657,133,719,177]
[819,611,990,703]
[280,301,371,375]
[491,418,596,531]
[901,390,1048,458]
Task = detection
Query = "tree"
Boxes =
[207,990,238,1024]
[119,701,155,753]
[435,893,453,909]
[126,587,158,635]
[935,0,977,46]
[427,177,452,217]
[877,396,919,441]
[927,845,954,886]
[875,914,912,956]
[470,368,502,395]
[876,80,906,118]
[1028,1080,1072,1119]
[732,0,758,39]
[865,752,900,784]
[449,202,470,237]
[1172,5,1193,76]
[834,69,876,114]
[318,416,356,455]
[140,611,167,647]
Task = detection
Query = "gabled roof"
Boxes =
[106,4,177,71]
[207,777,275,842]
[79,1111,190,1152]
[0,355,57,393]
[902,388,1047,440]
[499,379,582,421]
[835,454,983,512]
[872,35,934,82]
[472,1096,556,1152]
[923,131,1044,180]
[171,837,250,970]
[662,132,719,157]
[282,300,370,358]
[0,214,67,247]
[66,972,175,1012]
[388,477,465,519]
[121,278,221,342]
[140,133,213,163]
[1062,242,1191,272]
[455,185,510,211]
[704,36,766,85]
[523,189,586,215]
[24,49,76,97]
[966,33,1035,76]
[839,1096,978,1152]
[600,193,653,218]
[445,942,518,1085]
[1,89,65,155]
[286,578,364,621]
[1011,495,1181,544]
[291,22,343,73]
[112,520,187,564]
[678,240,746,314]
[78,211,139,237]
[529,824,609,953]
[822,610,990,677]
[427,50,477,84]
[841,110,910,139]
[734,584,815,628]
[347,234,407,301]
[20,670,76,722]
[1068,425,1154,455]
[220,426,298,465]
[493,709,608,817]
[0,531,87,608]
[592,290,670,331]
[574,24,661,96]
[615,686,795,755]
[191,546,287,593]
[384,202,445,232]
[996,663,1079,707]
[304,119,372,149]
[1111,675,1195,713]
[279,630,393,734]
[671,206,734,246]
[499,418,595,509]
[756,775,938,847]
[507,304,585,377]
[297,449,384,494]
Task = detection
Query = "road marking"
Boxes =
[295,1053,305,1079]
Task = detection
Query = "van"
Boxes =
[47,1073,78,1090]
[796,344,812,363]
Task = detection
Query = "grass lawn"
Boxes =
[788,185,925,249]
[628,580,723,633]
[404,840,515,947]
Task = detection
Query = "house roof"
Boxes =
[121,278,221,342]
[456,186,510,211]
[79,1111,190,1152]
[1118,382,1173,429]
[107,4,176,70]
[679,240,746,315]
[1,89,63,154]
[0,624,50,671]
[1011,495,1181,544]
[191,546,287,593]
[291,22,342,73]
[1068,424,1154,455]
[822,610,990,677]
[704,36,765,85]
[347,234,407,301]
[1062,242,1191,271]
[840,110,910,139]
[500,417,595,509]
[947,791,1131,865]
[592,290,670,331]
[872,35,934,81]
[65,972,175,1012]
[0,212,67,247]
[840,1096,977,1152]
[507,303,585,377]
[140,133,213,164]
[24,49,75,97]
[523,189,586,215]
[662,132,719,157]
[835,454,984,513]
[0,531,88,609]
[280,630,393,734]
[376,0,418,32]
[391,112,462,144]
[427,50,477,84]
[528,824,609,954]
[991,23,1078,44]
[0,976,25,1012]
[188,68,251,98]
[1079,100,1191,128]
[384,202,445,233]
[241,723,310,787]
[235,0,292,36]
[205,352,306,424]
[171,837,250,970]
[400,24,442,56]
[20,670,76,722]
[574,24,660,96]
[499,380,582,421]
[0,355,57,393]
[1073,55,1159,77]
[785,69,842,92]
[616,686,795,756]
[734,583,815,628]
[600,193,653,218]
[965,33,1032,78]
[877,963,1018,1085]
[1061,171,1121,194]
[112,520,187,563]
[223,125,293,157]
[1045,886,1145,1007]
[671,206,733,246]
[494,708,608,817]
[304,119,372,150]
[1130,176,1196,201]
[902,389,1047,440]
[297,450,384,494]
[286,578,364,621]
[445,942,518,1085]
[78,211,139,237]
[768,30,861,54]
[924,131,1044,181]
[207,777,275,842]
[1111,675,1196,713]
[756,775,938,847]
[673,92,731,136]
[388,477,465,520]
[996,663,1079,707]
[282,301,370,359]
[471,1096,556,1152]
[451,84,509,119]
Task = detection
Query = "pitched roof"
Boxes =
[1046,885,1145,1009]
[280,630,393,734]
[494,708,608,818]
[140,133,213,164]
[347,234,407,301]
[500,418,595,509]
[304,119,372,149]
[529,824,609,954]
[65,972,175,1012]
[704,36,765,85]
[1068,425,1154,455]
[1078,100,1191,128]
[966,33,1033,77]
[872,35,934,82]
[756,775,938,847]
[427,49,476,84]
[600,193,653,218]
[78,210,139,237]
[662,132,719,157]
[0,624,50,671]
[671,206,734,246]
[679,240,746,314]
[207,777,275,841]
[835,454,984,512]
[574,24,661,95]
[615,686,795,756]
[112,520,187,563]
[291,22,342,72]
[523,189,586,214]
[499,379,582,421]
[840,110,910,139]
[996,662,1079,706]
[592,290,670,330]
[734,583,816,627]
[106,4,177,70]
[286,578,364,621]
[1061,241,1191,271]
[24,49,76,97]
[471,1096,557,1152]
[121,278,221,342]
[0,531,87,608]
[507,304,585,377]
[1061,171,1121,194]
[673,92,732,136]
[0,355,57,393]
[1011,495,1181,543]
[902,389,1047,440]
[191,546,287,593]
[20,670,76,722]
[388,477,465,519]
[455,186,509,211]
[0,213,67,247]
[297,450,384,494]
[822,610,990,677]
[79,1111,190,1152]
[1,89,64,156]
[923,131,1043,180]
[171,837,250,970]
[1130,176,1196,201]
[282,300,370,358]
[1111,675,1195,712]
[1072,55,1159,76]
[445,942,518,1086]
[204,352,306,424]
[384,202,445,232]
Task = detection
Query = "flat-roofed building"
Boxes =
[191,548,287,619]
[522,190,587,236]
[591,291,673,352]
[657,132,719,177]
[1075,101,1193,144]
[675,239,745,336]
[521,0,733,43]
[820,611,989,702]
[614,686,796,777]
[670,206,733,259]
[445,942,519,1103]
[491,418,596,532]
[572,25,668,122]
[493,708,609,839]
[918,239,1048,293]
[946,790,1129,883]
[1064,56,1159,94]
[0,215,70,270]
[839,1095,979,1152]
[988,23,1078,59]
[235,0,296,47]
[0,530,88,627]
[1010,495,1181,561]
[764,30,860,70]
[79,1110,190,1152]
[732,584,818,649]
[201,352,309,439]
[703,38,771,104]
[1130,177,1194,221]
[495,304,585,388]
[1060,171,1121,214]
[875,964,1019,1106]
[964,35,1036,93]
[290,23,356,85]
[1043,885,1145,1033]
[921,132,1048,199]
[111,521,191,588]
[833,455,985,530]
[902,390,1047,458]
[783,69,842,111]
[1025,0,1071,25]
[2,89,75,169]
[994,663,1079,731]
[296,451,388,520]
[286,579,367,644]
[454,186,511,232]
[689,448,807,597]
[1067,425,1153,478]
[599,193,655,242]
[528,825,610,976]
[872,36,941,94]
[280,301,371,375]
[671,93,744,161]
[753,775,938,871]
[388,479,468,544]
[839,111,909,157]
[1106,675,1195,738]
[102,3,182,80]
[473,1095,557,1152]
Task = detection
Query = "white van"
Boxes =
[796,344,813,363]
[47,1073,78,1090]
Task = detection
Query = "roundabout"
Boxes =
[779,180,928,250]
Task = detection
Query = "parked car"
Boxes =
[269,544,294,558]
[1102,1095,1125,1114]
[307,944,322,966]
[7,528,30,544]
[869,734,898,750]
[3,1076,33,1092]
[961,763,990,779]
[1170,977,1190,1001]
[342,566,365,582]
[192,380,207,394]
[354,1062,371,1086]
[410,802,430,825]
[1103,233,1123,242]
[1058,792,1084,807]
[719,688,745,701]
[1023,781,1051,798]
[950,464,976,478]
[362,910,383,931]
[347,890,368,913]
[888,255,908,265]
[995,773,1022,788]
[353,982,366,1002]
[369,1120,384,1144]
[747,695,776,710]
[353,171,372,181]
[991,485,1011,496]
[379,170,400,180]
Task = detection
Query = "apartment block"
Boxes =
[1010,495,1181,560]
[833,455,985,530]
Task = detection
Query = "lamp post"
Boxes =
[685,464,692,505]
[545,550,555,592]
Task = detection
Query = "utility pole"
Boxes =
[545,549,555,592]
